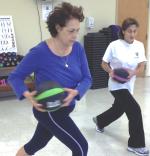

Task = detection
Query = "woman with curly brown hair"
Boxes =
[8,2,91,156]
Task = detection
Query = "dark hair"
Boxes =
[46,2,84,37]
[119,18,139,39]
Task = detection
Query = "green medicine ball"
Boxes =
[34,81,66,112]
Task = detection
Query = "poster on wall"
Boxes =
[42,2,53,21]
[0,16,17,53]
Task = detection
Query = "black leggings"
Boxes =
[97,89,145,148]
[24,106,88,156]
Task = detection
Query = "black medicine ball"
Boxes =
[112,68,129,84]
[34,81,66,112]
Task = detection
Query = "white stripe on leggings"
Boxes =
[48,112,84,156]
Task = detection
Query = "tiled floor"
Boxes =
[0,77,150,156]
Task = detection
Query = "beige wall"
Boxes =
[145,0,150,76]
[0,0,116,55]
[0,0,41,55]
[0,0,150,76]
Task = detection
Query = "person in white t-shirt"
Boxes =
[93,18,149,156]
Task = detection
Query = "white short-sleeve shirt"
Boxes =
[103,39,147,94]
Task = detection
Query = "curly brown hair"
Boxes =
[46,2,84,37]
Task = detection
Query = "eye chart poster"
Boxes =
[0,16,17,53]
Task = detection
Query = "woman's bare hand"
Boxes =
[62,88,78,107]
[24,90,46,112]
